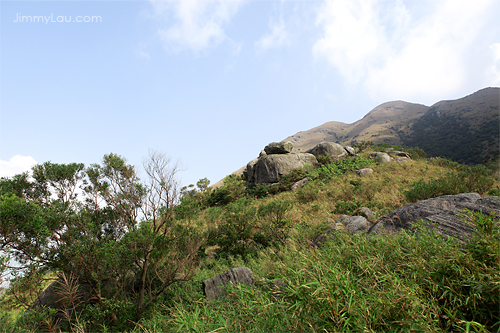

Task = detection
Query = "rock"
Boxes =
[244,158,259,182]
[339,215,371,234]
[203,267,255,301]
[359,207,375,222]
[264,141,293,155]
[370,152,391,163]
[259,150,267,158]
[392,151,411,158]
[396,157,408,163]
[253,153,317,184]
[306,142,347,163]
[311,219,347,247]
[344,146,356,156]
[356,168,373,176]
[291,177,309,191]
[368,193,500,241]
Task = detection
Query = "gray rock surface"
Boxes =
[370,152,392,163]
[203,267,255,301]
[368,193,500,241]
[264,141,293,155]
[306,142,347,163]
[338,215,371,234]
[359,207,375,222]
[356,168,373,176]
[253,153,317,184]
[291,177,309,191]
[244,158,259,182]
[344,146,357,156]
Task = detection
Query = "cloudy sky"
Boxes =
[1,0,499,187]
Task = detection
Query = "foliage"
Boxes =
[404,164,495,202]
[309,156,372,181]
[0,151,206,329]
[405,146,427,160]
[351,140,373,152]
[204,175,245,207]
[256,199,293,246]
[333,198,363,215]
[209,198,257,257]
[374,142,402,152]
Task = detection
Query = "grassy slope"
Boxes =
[132,151,499,333]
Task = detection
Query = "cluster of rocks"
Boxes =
[244,141,358,184]
[311,193,500,246]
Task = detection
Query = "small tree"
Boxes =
[0,152,206,327]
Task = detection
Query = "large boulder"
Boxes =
[244,158,259,182]
[264,141,294,155]
[370,152,392,163]
[368,193,500,241]
[252,153,317,184]
[306,142,347,163]
[202,267,255,301]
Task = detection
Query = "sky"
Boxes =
[1,0,499,188]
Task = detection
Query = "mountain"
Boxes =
[284,87,499,164]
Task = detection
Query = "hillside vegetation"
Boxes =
[1,144,499,332]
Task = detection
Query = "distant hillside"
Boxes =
[403,87,499,164]
[284,87,499,164]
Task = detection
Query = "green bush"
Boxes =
[404,164,495,202]
[211,198,257,257]
[405,147,427,160]
[256,199,293,246]
[309,157,372,182]
[374,142,402,152]
[333,198,363,215]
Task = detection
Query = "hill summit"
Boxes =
[284,87,499,165]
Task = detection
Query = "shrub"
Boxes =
[404,164,495,202]
[351,141,373,152]
[405,147,427,160]
[333,198,363,215]
[256,199,293,246]
[309,157,372,182]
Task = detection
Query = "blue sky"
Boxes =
[1,0,499,187]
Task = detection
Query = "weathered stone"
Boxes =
[264,141,293,155]
[396,157,408,163]
[392,151,410,158]
[339,215,371,234]
[259,150,267,158]
[244,158,259,182]
[253,153,317,184]
[370,152,391,163]
[356,168,373,176]
[344,146,356,156]
[291,178,309,191]
[368,193,500,241]
[359,207,375,222]
[306,142,347,163]
[203,267,255,301]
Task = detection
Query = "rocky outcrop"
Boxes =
[344,146,357,156]
[368,193,500,241]
[264,142,293,155]
[306,142,347,163]
[203,267,255,301]
[253,153,317,184]
[359,207,375,222]
[356,168,373,176]
[311,219,347,247]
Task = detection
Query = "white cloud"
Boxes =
[149,0,245,53]
[489,43,500,85]
[0,155,37,178]
[313,0,499,103]
[255,17,289,53]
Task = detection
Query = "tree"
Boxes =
[0,152,206,327]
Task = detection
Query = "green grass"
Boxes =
[3,148,499,332]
